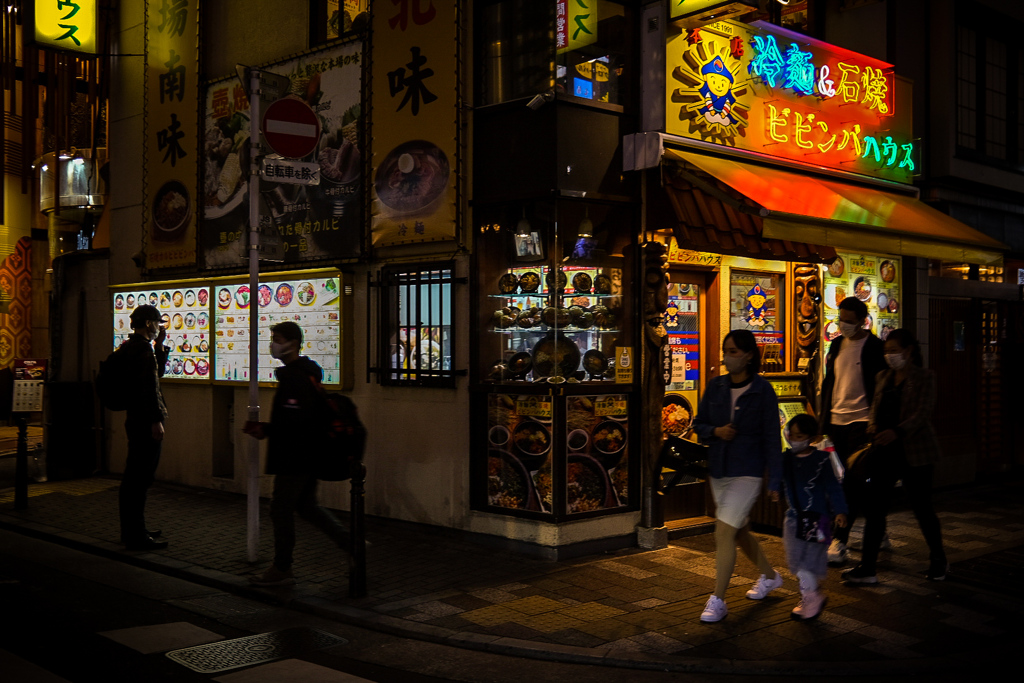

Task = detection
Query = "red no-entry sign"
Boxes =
[261,97,321,159]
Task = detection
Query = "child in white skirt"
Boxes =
[771,414,848,620]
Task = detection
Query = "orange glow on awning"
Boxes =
[666,150,1006,264]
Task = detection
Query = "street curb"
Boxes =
[0,513,987,676]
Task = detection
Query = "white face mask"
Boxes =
[885,353,907,370]
[270,340,293,359]
[788,439,810,452]
[838,321,860,338]
[723,353,749,374]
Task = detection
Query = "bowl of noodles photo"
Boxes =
[662,394,693,437]
[152,180,191,242]
[374,140,450,218]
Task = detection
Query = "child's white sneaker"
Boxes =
[791,589,827,620]
[745,571,783,599]
[700,595,728,623]
[827,539,848,564]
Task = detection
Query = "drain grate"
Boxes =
[165,627,347,673]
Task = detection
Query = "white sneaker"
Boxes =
[700,595,728,623]
[745,571,784,600]
[827,539,848,564]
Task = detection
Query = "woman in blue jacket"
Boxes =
[692,330,784,623]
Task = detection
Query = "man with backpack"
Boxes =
[116,304,170,551]
[243,321,354,586]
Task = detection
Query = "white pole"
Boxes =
[246,68,262,563]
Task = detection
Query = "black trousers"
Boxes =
[860,454,946,573]
[827,421,869,546]
[119,421,162,543]
[270,473,350,571]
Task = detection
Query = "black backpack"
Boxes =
[96,344,131,411]
[312,381,367,481]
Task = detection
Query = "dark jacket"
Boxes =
[120,333,168,425]
[781,449,847,518]
[868,364,941,467]
[266,356,325,476]
[692,374,782,490]
[818,332,886,430]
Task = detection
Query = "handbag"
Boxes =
[657,430,709,493]
[786,454,832,544]
[845,444,875,480]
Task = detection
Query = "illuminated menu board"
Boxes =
[112,286,212,381]
[822,252,901,355]
[214,276,342,384]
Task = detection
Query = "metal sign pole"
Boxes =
[246,68,262,563]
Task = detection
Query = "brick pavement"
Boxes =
[0,475,1021,674]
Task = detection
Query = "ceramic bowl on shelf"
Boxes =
[498,273,519,294]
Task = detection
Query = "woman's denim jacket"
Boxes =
[692,374,782,491]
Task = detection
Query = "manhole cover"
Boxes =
[165,627,347,673]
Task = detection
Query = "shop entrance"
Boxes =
[661,269,718,524]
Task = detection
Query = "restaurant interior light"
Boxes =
[515,209,531,237]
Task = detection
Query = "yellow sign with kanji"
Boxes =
[144,0,199,269]
[35,0,98,54]
[371,1,458,246]
[557,0,598,54]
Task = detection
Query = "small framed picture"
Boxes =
[514,231,545,261]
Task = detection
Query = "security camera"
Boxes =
[526,91,554,110]
[131,251,145,268]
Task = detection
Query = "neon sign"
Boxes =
[666,20,914,183]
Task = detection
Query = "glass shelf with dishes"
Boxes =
[485,265,625,384]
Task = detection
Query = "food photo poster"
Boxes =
[111,275,343,384]
[202,41,364,267]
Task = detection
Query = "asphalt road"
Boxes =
[1,527,976,683]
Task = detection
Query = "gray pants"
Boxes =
[270,474,349,571]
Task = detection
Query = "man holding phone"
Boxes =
[118,304,170,551]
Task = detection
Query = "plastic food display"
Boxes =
[486,265,623,385]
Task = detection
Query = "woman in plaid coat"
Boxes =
[841,329,948,585]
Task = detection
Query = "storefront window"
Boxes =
[476,0,631,108]
[476,202,631,385]
[379,264,456,387]
[313,0,367,43]
[729,271,784,369]
[555,1,630,107]
[473,200,634,519]
[822,252,901,352]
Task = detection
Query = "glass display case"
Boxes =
[472,200,637,519]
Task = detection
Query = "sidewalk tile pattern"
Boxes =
[1,475,1022,667]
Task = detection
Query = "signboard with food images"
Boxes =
[202,41,363,267]
[214,275,343,384]
[112,284,212,382]
[144,0,199,268]
[821,251,901,355]
[486,394,550,514]
[566,395,628,513]
[371,0,458,246]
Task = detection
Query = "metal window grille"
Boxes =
[378,264,457,387]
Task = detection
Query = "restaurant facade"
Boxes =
[4,1,1015,557]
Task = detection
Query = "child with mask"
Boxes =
[771,414,848,620]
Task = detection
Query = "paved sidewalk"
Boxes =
[1,475,1021,676]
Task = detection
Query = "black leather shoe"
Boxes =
[147,529,162,538]
[125,536,168,551]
